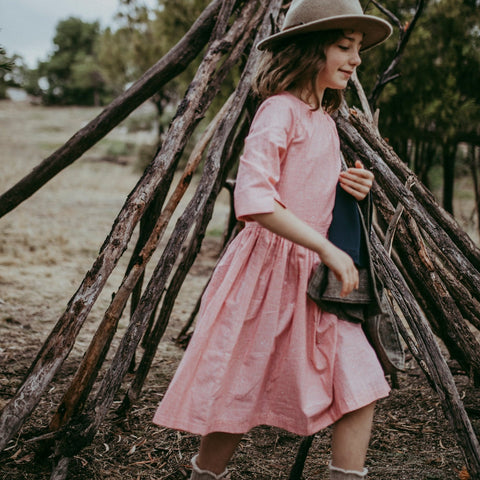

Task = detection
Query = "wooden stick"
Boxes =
[383,176,415,255]
[348,110,480,271]
[371,233,480,478]
[288,435,315,480]
[429,247,480,332]
[71,0,274,434]
[48,92,238,433]
[47,2,277,476]
[350,71,373,122]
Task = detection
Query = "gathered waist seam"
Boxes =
[243,221,329,236]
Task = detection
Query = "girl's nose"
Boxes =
[350,50,362,66]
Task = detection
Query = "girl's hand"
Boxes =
[339,160,374,201]
[320,242,359,297]
[250,202,358,297]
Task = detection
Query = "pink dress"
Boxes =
[153,92,390,436]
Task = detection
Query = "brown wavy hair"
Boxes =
[253,30,345,113]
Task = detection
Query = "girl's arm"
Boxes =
[250,202,359,298]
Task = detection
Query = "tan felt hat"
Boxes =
[257,0,393,51]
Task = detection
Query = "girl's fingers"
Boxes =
[339,181,369,201]
[323,245,358,297]
[339,177,371,191]
[340,270,359,297]
[335,261,359,297]
[355,160,364,169]
[339,169,374,183]
[339,167,374,200]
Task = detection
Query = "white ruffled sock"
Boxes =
[329,461,368,479]
[190,454,229,480]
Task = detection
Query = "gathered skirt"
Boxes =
[153,224,390,436]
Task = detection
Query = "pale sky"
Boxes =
[0,0,156,68]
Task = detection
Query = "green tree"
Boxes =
[359,0,480,214]
[0,46,14,98]
[0,46,13,71]
[39,17,107,105]
[96,0,240,140]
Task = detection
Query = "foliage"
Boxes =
[5,0,479,216]
[358,0,480,211]
[0,46,15,99]
[97,0,209,98]
[0,46,13,72]
[96,0,241,137]
[37,17,109,105]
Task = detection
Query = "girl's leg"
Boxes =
[330,401,376,475]
[195,432,243,475]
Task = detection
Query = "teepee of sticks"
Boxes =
[0,1,479,479]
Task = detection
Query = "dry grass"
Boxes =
[0,101,150,357]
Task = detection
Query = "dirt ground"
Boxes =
[0,100,479,480]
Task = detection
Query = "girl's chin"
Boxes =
[329,81,348,90]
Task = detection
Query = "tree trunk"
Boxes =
[469,145,480,239]
[442,142,457,214]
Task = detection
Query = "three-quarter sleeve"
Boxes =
[234,97,294,222]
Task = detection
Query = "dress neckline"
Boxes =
[281,91,327,116]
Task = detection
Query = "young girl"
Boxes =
[153,1,392,478]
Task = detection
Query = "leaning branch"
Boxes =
[371,234,480,478]
[0,0,223,219]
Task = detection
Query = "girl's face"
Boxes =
[316,31,363,91]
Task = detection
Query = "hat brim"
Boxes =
[256,15,393,51]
